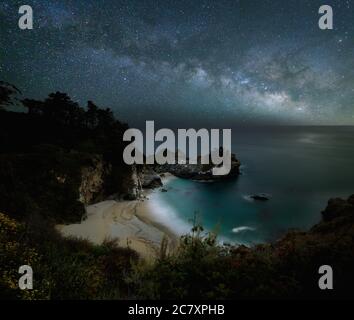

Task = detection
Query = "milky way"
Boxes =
[1,0,354,126]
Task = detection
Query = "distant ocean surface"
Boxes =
[149,126,354,245]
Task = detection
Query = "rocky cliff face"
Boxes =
[122,165,143,200]
[79,158,163,203]
[122,166,163,200]
[141,167,163,188]
[320,194,354,222]
[78,155,112,205]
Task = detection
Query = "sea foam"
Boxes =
[148,191,191,236]
[232,226,256,234]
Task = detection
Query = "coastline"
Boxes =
[56,173,179,260]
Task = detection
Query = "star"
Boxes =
[0,0,353,125]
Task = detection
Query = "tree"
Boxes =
[43,92,85,127]
[0,81,21,109]
[22,99,44,116]
[97,107,115,129]
[85,101,99,129]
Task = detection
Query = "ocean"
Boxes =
[149,126,354,245]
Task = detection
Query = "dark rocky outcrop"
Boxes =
[154,150,241,181]
[141,167,163,188]
[121,165,143,200]
[250,193,271,201]
[78,155,112,204]
[120,166,164,200]
[321,194,354,222]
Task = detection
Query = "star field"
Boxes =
[1,0,354,126]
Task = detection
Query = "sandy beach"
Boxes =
[56,174,179,260]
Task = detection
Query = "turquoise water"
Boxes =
[152,127,354,245]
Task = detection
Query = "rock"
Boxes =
[79,155,111,205]
[80,159,146,203]
[250,193,271,201]
[160,188,168,193]
[142,168,163,189]
[348,194,354,205]
[154,148,240,181]
[124,165,143,200]
[321,195,354,222]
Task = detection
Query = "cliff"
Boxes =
[78,155,112,205]
[0,148,137,223]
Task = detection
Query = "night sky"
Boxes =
[1,0,354,127]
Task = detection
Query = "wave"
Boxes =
[148,192,191,236]
[232,226,256,234]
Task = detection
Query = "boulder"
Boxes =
[250,193,271,201]
[142,168,163,189]
[321,195,354,222]
[154,149,240,181]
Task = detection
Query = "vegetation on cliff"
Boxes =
[0,87,134,222]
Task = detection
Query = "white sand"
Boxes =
[56,184,179,260]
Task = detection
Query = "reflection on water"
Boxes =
[154,126,354,245]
